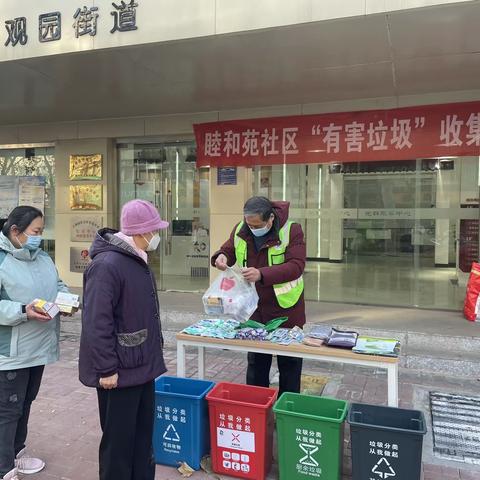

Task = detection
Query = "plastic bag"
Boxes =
[235,328,268,341]
[267,326,304,345]
[202,266,259,321]
[464,262,480,321]
[182,319,240,339]
[237,319,265,330]
[237,316,288,332]
[326,328,358,348]
[305,324,332,340]
[264,316,288,332]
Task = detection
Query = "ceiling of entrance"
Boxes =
[1,2,480,126]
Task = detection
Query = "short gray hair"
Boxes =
[243,196,273,221]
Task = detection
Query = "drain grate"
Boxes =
[430,392,480,464]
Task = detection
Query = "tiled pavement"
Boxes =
[24,334,480,480]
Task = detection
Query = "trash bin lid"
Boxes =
[348,402,426,435]
[273,392,348,423]
[206,382,277,408]
[155,376,215,399]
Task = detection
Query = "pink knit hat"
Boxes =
[120,200,169,235]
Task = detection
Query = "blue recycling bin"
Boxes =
[153,376,215,470]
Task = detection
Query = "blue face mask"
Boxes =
[23,234,43,251]
[249,224,272,237]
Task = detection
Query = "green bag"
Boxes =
[236,316,288,332]
[265,316,288,331]
[236,319,265,330]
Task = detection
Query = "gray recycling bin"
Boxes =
[348,403,427,480]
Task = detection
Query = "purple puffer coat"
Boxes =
[79,228,166,388]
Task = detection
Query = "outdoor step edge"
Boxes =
[405,354,480,377]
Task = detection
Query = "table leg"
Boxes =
[198,346,205,379]
[387,363,399,407]
[177,341,186,378]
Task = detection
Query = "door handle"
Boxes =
[164,181,172,256]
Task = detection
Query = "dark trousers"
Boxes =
[97,380,155,480]
[0,365,44,477]
[246,353,303,397]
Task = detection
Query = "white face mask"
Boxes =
[143,233,161,252]
[249,224,271,237]
[247,214,274,237]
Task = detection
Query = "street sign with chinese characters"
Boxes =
[3,1,139,47]
[194,101,480,167]
[0,0,210,63]
[5,17,27,46]
[73,6,99,38]
[39,12,61,43]
[111,1,138,33]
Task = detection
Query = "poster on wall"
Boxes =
[70,185,103,210]
[70,247,91,273]
[19,176,46,212]
[71,216,103,242]
[0,176,19,218]
[0,176,46,218]
[217,167,237,185]
[69,154,103,180]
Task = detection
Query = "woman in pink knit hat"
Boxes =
[79,199,168,480]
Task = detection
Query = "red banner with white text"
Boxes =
[194,101,480,167]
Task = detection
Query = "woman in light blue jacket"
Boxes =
[0,206,69,480]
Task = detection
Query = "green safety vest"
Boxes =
[234,220,304,309]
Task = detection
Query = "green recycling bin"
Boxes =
[274,393,348,480]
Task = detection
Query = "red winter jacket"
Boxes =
[211,201,306,328]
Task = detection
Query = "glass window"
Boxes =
[253,157,479,310]
[0,146,55,260]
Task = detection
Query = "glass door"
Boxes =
[118,141,210,292]
[342,163,437,307]
[252,157,479,310]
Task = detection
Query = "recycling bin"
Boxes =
[206,382,277,479]
[348,402,427,480]
[274,392,348,479]
[153,376,215,470]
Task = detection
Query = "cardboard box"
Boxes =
[55,292,80,314]
[56,304,76,314]
[32,299,60,318]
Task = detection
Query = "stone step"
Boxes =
[334,324,480,377]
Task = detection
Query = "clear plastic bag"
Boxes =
[202,266,259,321]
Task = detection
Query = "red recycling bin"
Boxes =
[206,382,277,480]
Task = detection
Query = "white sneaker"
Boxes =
[15,449,45,475]
[1,468,19,480]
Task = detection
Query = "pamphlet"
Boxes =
[353,336,400,357]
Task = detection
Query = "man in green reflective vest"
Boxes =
[211,196,306,395]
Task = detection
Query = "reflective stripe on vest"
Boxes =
[234,220,304,309]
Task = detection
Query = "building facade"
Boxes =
[1,0,479,311]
